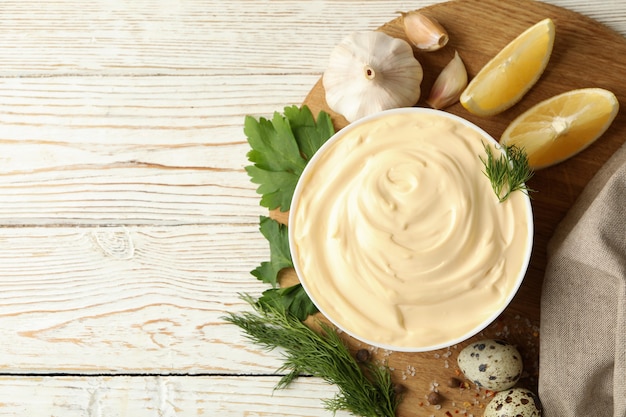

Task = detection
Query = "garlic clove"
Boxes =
[400,11,449,52]
[427,51,468,110]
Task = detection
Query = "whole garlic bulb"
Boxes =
[322,31,423,122]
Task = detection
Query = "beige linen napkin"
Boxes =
[539,143,626,416]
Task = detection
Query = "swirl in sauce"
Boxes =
[291,110,532,350]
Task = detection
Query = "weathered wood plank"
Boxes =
[0,225,283,373]
[0,0,448,76]
[0,1,621,78]
[0,375,350,417]
[0,75,312,225]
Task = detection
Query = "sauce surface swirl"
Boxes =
[290,110,532,350]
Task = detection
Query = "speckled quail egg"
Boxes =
[457,339,522,391]
[484,388,542,417]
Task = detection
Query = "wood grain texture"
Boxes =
[0,376,352,417]
[0,0,449,76]
[0,225,283,373]
[0,0,623,416]
[0,75,311,225]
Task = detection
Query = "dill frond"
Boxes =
[223,296,401,417]
[480,143,535,202]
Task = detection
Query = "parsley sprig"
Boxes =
[252,216,317,320]
[480,143,534,202]
[245,105,334,211]
[244,105,334,320]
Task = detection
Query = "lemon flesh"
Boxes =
[500,88,619,169]
[460,18,555,116]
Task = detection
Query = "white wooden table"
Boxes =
[0,1,623,415]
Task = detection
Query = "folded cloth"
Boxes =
[539,143,626,417]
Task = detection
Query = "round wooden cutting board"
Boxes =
[278,0,626,415]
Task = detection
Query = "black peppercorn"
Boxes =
[393,383,407,396]
[427,390,442,405]
[447,376,462,388]
[355,348,370,363]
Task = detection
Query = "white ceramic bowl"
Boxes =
[289,108,533,352]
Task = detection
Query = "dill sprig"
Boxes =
[223,295,401,417]
[480,143,535,202]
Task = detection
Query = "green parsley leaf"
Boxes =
[244,105,334,211]
[251,216,292,287]
[257,284,318,321]
[251,216,317,320]
[283,105,334,161]
[245,166,298,211]
[244,106,332,320]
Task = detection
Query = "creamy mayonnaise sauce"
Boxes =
[290,110,532,350]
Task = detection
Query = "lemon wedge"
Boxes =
[460,18,555,116]
[500,88,619,169]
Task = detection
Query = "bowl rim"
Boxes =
[288,107,534,352]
